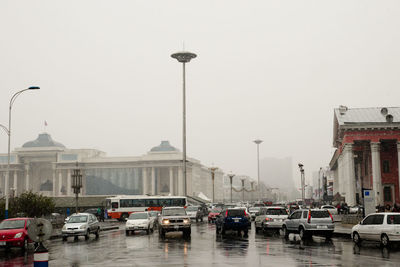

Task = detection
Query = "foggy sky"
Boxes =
[1,1,400,189]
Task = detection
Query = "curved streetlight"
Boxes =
[4,86,40,219]
[209,166,218,203]
[253,139,263,200]
[227,172,235,203]
[171,51,197,196]
[298,163,305,205]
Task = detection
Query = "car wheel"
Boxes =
[353,232,361,244]
[85,230,90,240]
[196,218,198,223]
[201,217,203,222]
[282,226,289,239]
[146,227,150,235]
[381,234,389,247]
[324,232,333,240]
[244,229,248,237]
[299,227,307,240]
[255,227,259,234]
[126,230,130,236]
[95,228,100,238]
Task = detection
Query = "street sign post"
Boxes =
[363,190,375,217]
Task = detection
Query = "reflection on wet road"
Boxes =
[1,222,400,266]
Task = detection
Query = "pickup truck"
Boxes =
[158,207,191,238]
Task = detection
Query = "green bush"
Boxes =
[1,191,55,219]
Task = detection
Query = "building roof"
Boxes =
[334,106,400,125]
[22,133,66,148]
[150,141,179,152]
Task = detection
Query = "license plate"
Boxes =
[174,225,179,230]
[0,242,5,246]
[317,225,328,229]
[234,219,239,223]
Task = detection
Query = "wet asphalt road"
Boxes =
[1,222,400,266]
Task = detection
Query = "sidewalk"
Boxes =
[50,221,121,240]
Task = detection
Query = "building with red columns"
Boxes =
[329,106,400,207]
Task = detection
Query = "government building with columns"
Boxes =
[329,106,400,207]
[0,133,224,201]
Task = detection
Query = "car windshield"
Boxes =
[210,209,220,213]
[0,220,25,230]
[186,207,198,211]
[163,208,186,216]
[310,210,330,218]
[266,209,288,215]
[68,215,88,223]
[129,213,148,220]
[149,212,158,217]
[249,207,260,212]
[227,209,245,217]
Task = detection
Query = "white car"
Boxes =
[125,212,155,235]
[352,212,400,247]
[62,213,100,241]
[321,205,337,215]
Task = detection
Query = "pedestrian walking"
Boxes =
[100,207,105,222]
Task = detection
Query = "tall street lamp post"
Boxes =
[4,86,40,219]
[171,51,197,196]
[228,172,235,203]
[71,163,83,214]
[240,178,246,202]
[298,163,305,205]
[318,167,322,201]
[253,139,263,200]
[209,166,218,203]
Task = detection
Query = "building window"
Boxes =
[383,160,390,173]
[383,186,392,202]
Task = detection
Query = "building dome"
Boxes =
[150,141,179,152]
[22,133,66,148]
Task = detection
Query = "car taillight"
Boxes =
[328,210,334,222]
[265,217,270,221]
[225,210,228,217]
[244,211,247,217]
[307,210,311,223]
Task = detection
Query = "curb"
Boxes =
[50,226,120,240]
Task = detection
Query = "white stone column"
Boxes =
[52,167,56,196]
[67,169,72,196]
[58,170,63,196]
[142,168,148,195]
[333,167,339,196]
[13,170,18,196]
[178,167,183,196]
[337,154,344,196]
[397,142,400,200]
[343,144,356,206]
[25,165,30,192]
[371,142,382,206]
[169,167,174,195]
[151,167,156,195]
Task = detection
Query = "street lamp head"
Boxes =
[253,139,263,145]
[171,51,197,63]
[28,86,40,90]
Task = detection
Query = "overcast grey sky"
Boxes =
[1,1,400,188]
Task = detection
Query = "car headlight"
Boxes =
[183,219,190,224]
[14,232,23,238]
[80,225,87,229]
[62,225,67,230]
[162,219,170,225]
